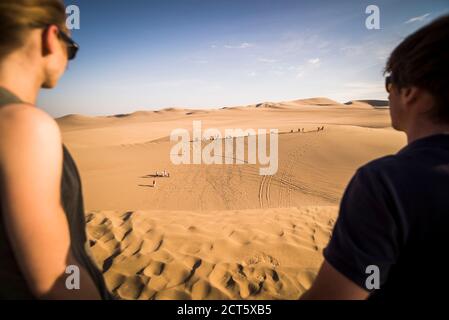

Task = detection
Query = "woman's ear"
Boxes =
[41,25,61,58]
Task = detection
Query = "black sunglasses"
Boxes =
[57,29,79,61]
[385,75,393,93]
[31,24,79,61]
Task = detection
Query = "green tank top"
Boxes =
[0,87,112,300]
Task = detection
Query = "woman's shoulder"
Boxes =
[0,102,53,120]
[0,104,62,153]
[0,103,59,131]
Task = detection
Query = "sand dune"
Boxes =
[345,100,390,109]
[86,207,337,300]
[290,97,342,106]
[58,98,406,300]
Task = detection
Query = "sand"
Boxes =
[57,98,406,300]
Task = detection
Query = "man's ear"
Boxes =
[402,86,434,114]
[401,87,418,105]
[41,25,60,58]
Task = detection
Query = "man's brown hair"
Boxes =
[0,0,67,59]
[385,15,449,122]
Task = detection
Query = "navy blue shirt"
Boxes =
[324,134,449,300]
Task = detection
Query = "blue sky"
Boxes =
[38,0,449,117]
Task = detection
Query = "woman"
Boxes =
[0,0,111,299]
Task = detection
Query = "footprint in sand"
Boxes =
[103,269,126,292]
[191,279,211,300]
[147,275,168,292]
[143,260,165,276]
[112,222,133,242]
[228,229,253,245]
[161,260,192,288]
[116,275,147,300]
[207,262,289,299]
[208,263,241,299]
[108,253,152,277]
[243,252,280,268]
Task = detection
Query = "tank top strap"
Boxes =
[0,87,23,106]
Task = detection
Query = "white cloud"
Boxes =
[273,70,285,76]
[224,42,253,49]
[248,71,257,77]
[308,58,320,65]
[339,45,364,57]
[339,40,395,64]
[335,82,387,101]
[343,82,385,96]
[278,31,331,55]
[288,58,320,79]
[296,72,304,79]
[405,13,431,24]
[289,66,304,78]
[258,58,278,63]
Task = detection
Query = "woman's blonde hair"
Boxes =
[0,0,67,58]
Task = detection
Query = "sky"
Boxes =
[37,0,449,117]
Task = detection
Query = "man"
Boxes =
[302,15,449,300]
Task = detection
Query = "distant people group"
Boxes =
[151,170,170,188]
[290,126,325,134]
[155,170,170,178]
